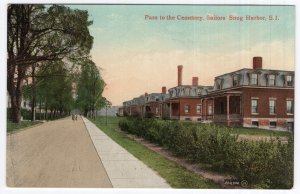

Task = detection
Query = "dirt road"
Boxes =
[6,117,112,188]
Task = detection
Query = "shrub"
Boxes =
[118,117,293,189]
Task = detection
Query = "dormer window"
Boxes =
[155,96,159,101]
[215,79,223,90]
[268,74,275,86]
[185,88,190,96]
[232,74,239,87]
[175,89,179,97]
[250,73,258,85]
[286,75,293,86]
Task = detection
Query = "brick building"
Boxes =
[203,57,294,130]
[163,66,213,121]
[121,56,294,131]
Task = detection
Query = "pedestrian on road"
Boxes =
[75,114,78,121]
[72,114,74,121]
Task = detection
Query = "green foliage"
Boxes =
[119,117,294,189]
[76,59,105,116]
[7,4,94,123]
[7,108,31,120]
[35,61,74,115]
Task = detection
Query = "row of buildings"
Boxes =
[119,57,294,131]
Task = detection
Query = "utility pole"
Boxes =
[105,100,112,125]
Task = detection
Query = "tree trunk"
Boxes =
[9,79,24,123]
[45,107,48,120]
[39,99,42,120]
[31,64,36,121]
[7,61,24,123]
[84,108,88,117]
[50,109,53,119]
[10,95,21,123]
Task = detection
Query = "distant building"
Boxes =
[121,56,294,131]
[97,106,121,116]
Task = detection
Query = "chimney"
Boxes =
[177,65,183,86]
[253,56,262,69]
[145,92,148,96]
[162,86,167,94]
[192,77,199,86]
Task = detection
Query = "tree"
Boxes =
[76,60,105,117]
[7,4,93,123]
[22,61,74,120]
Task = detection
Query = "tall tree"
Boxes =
[76,60,105,117]
[7,4,93,123]
[36,61,74,119]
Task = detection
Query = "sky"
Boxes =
[68,5,295,106]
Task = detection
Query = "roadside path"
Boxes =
[82,117,170,188]
[6,117,112,187]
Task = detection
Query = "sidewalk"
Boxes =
[82,117,170,188]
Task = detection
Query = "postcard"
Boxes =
[3,2,296,192]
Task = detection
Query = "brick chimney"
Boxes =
[145,92,148,96]
[162,86,167,94]
[192,77,199,86]
[177,65,183,86]
[253,56,262,69]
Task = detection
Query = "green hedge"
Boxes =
[7,108,32,120]
[119,117,293,189]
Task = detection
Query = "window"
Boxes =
[185,88,190,96]
[270,121,277,128]
[269,100,275,114]
[233,75,239,86]
[286,100,293,114]
[155,107,159,114]
[250,73,258,85]
[196,104,202,114]
[208,105,213,115]
[216,79,223,90]
[184,105,190,113]
[268,74,275,86]
[286,75,293,86]
[252,121,259,127]
[251,99,258,114]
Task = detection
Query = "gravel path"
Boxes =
[6,116,112,188]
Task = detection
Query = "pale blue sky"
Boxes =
[67,5,295,105]
[69,5,294,53]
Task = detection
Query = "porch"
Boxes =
[204,91,243,127]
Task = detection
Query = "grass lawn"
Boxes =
[229,126,292,137]
[89,116,220,189]
[7,120,42,133]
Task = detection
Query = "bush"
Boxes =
[118,117,293,189]
[7,108,31,120]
